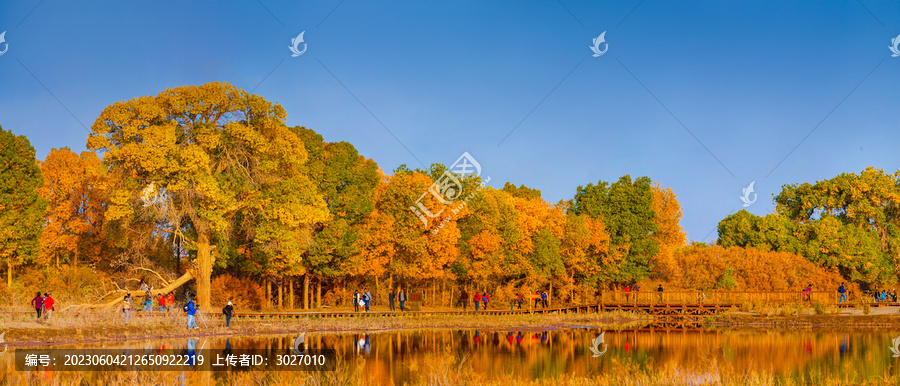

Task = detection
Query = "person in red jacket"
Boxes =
[167,293,175,312]
[43,293,55,321]
[158,293,166,312]
[473,292,481,311]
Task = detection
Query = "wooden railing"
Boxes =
[595,291,855,306]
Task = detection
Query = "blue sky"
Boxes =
[0,1,898,242]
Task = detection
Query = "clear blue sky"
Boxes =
[0,1,898,242]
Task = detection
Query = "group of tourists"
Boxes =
[870,288,897,303]
[29,292,55,321]
[387,289,407,311]
[353,289,409,312]
[466,292,491,311]
[352,289,373,312]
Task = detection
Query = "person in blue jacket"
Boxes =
[186,297,199,329]
[838,283,846,303]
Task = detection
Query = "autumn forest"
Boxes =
[1,82,897,311]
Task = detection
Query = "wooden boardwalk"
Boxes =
[228,291,865,319]
[9,291,875,319]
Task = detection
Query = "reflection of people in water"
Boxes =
[187,338,197,367]
[474,330,482,345]
[225,338,232,357]
[355,334,372,355]
[516,332,523,345]
[840,335,848,355]
[625,340,631,353]
[541,331,548,344]
[803,339,812,353]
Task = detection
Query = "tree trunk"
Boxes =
[303,274,310,310]
[316,280,322,308]
[265,279,270,308]
[289,278,294,311]
[278,280,283,310]
[82,270,195,309]
[196,230,214,312]
[7,258,12,287]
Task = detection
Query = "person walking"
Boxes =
[353,290,360,312]
[167,293,175,312]
[632,284,640,302]
[143,288,154,311]
[482,293,489,310]
[624,285,631,302]
[803,284,812,302]
[541,291,548,308]
[363,289,372,312]
[223,301,234,327]
[516,293,523,309]
[838,283,847,303]
[461,290,469,310]
[533,292,540,308]
[473,292,481,311]
[43,293,55,321]
[30,292,44,320]
[123,293,133,324]
[158,293,166,312]
[657,284,664,302]
[398,289,407,311]
[186,297,199,329]
[389,289,396,311]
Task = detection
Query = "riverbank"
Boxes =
[707,305,900,329]
[0,309,649,348]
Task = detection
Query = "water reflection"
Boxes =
[5,323,900,383]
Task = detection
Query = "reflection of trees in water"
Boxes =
[9,328,898,383]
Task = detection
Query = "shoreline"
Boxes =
[6,308,900,349]
[0,311,648,348]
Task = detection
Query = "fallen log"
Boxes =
[64,271,196,311]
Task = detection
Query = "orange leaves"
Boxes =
[654,244,845,292]
[38,148,111,267]
[651,184,686,248]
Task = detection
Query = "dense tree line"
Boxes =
[0,82,890,309]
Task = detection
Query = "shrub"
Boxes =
[211,274,265,311]
[7,265,114,307]
[813,302,826,315]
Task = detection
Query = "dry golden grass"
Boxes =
[0,308,650,347]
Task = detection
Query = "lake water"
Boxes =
[6,323,900,384]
